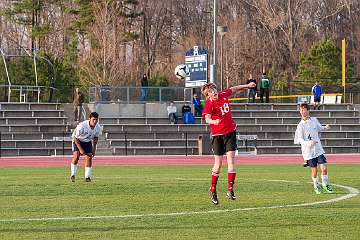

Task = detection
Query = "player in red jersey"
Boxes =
[201,82,256,205]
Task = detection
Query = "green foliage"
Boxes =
[66,0,94,35]
[147,74,171,101]
[272,70,290,96]
[63,0,95,66]
[0,52,78,102]
[41,53,79,102]
[31,24,51,38]
[1,0,39,25]
[296,39,354,93]
[1,0,47,40]
[149,73,169,87]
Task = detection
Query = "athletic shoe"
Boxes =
[85,177,91,182]
[209,191,219,205]
[227,190,236,200]
[70,175,75,183]
[322,185,334,193]
[314,186,321,194]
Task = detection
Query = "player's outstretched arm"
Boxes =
[230,82,256,92]
[323,124,331,130]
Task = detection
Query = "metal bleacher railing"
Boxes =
[89,86,195,103]
[88,85,360,104]
[0,84,55,103]
[0,46,56,103]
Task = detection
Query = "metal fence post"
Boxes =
[159,87,162,103]
[62,132,65,156]
[185,132,188,156]
[127,87,130,104]
[124,131,128,156]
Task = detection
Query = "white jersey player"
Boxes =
[70,112,101,182]
[294,103,333,194]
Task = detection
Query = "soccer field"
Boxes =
[0,164,359,240]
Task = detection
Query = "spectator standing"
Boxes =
[246,74,257,103]
[312,82,322,110]
[259,72,270,103]
[73,87,84,122]
[192,93,203,116]
[140,73,148,101]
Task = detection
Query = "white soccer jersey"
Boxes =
[294,117,326,161]
[72,120,102,142]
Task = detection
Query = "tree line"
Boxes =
[0,0,359,100]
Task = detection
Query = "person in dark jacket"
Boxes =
[73,87,84,122]
[246,74,257,103]
[140,74,148,101]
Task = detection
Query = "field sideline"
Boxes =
[0,155,359,240]
[0,154,359,167]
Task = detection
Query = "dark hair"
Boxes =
[89,112,99,119]
[299,102,309,110]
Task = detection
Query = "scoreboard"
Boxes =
[185,46,208,87]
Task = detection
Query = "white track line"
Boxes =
[0,183,358,223]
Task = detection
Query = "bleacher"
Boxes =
[230,103,360,154]
[1,102,359,156]
[101,103,360,155]
[101,117,208,155]
[0,103,71,156]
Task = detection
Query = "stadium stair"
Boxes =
[0,103,71,156]
[101,103,360,155]
[1,103,359,156]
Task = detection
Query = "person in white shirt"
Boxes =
[166,101,178,124]
[70,112,102,183]
[294,103,333,194]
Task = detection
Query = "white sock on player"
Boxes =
[71,163,78,176]
[85,167,92,179]
[321,175,329,187]
[312,177,319,188]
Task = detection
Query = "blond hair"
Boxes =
[201,83,217,97]
[299,102,309,110]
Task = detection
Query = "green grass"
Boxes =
[0,164,359,240]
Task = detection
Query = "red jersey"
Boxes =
[202,88,236,135]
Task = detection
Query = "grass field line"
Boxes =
[0,183,358,223]
[96,176,301,183]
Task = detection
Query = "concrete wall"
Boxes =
[61,102,190,118]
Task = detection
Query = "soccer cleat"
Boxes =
[322,185,334,193]
[70,175,75,183]
[314,187,321,194]
[227,190,236,200]
[85,177,91,182]
[209,191,219,205]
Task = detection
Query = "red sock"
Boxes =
[210,171,219,193]
[228,171,236,191]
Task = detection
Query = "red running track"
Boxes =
[0,154,359,167]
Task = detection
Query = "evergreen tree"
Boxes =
[296,39,353,93]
